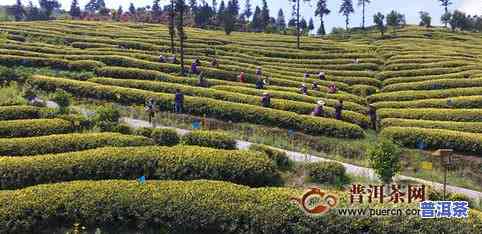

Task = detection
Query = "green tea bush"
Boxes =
[0,132,153,156]
[151,128,180,146]
[381,127,482,154]
[0,118,73,138]
[181,130,237,150]
[0,146,280,189]
[306,161,349,186]
[134,127,153,138]
[249,144,293,170]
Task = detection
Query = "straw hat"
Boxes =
[317,100,325,106]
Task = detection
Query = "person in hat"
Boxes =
[312,81,320,91]
[191,59,199,75]
[256,66,262,79]
[368,104,377,131]
[318,71,326,81]
[211,57,219,67]
[328,83,337,94]
[198,72,207,87]
[145,97,155,123]
[300,83,308,95]
[256,78,264,89]
[304,72,310,80]
[159,54,166,63]
[261,92,271,107]
[194,58,201,66]
[335,100,344,120]
[239,71,246,83]
[312,100,325,117]
[174,88,184,113]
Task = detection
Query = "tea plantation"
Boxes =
[0,21,481,233]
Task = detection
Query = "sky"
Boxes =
[3,0,482,31]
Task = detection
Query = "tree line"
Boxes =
[5,0,482,36]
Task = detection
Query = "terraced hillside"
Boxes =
[0,21,482,233]
[0,21,481,153]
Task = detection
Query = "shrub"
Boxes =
[0,180,480,233]
[380,127,482,155]
[367,139,402,184]
[306,161,349,186]
[151,128,180,146]
[93,104,120,124]
[373,95,482,109]
[112,123,133,134]
[382,78,482,92]
[0,132,153,156]
[249,144,293,170]
[0,118,73,138]
[369,87,482,103]
[381,118,482,134]
[0,146,280,189]
[50,89,72,114]
[0,106,52,120]
[135,127,153,138]
[378,108,482,122]
[56,114,94,131]
[29,75,366,139]
[181,131,237,150]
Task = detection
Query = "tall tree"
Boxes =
[84,0,97,13]
[39,0,61,19]
[212,0,218,14]
[439,0,452,27]
[169,0,176,53]
[243,0,252,20]
[315,0,330,35]
[299,17,307,34]
[114,5,123,21]
[13,0,26,21]
[223,0,237,35]
[25,1,41,20]
[373,12,385,36]
[308,17,314,33]
[152,0,162,22]
[175,0,187,75]
[339,0,354,31]
[419,11,431,27]
[69,0,81,18]
[217,0,226,25]
[358,0,370,29]
[276,8,286,32]
[129,3,136,15]
[260,0,270,30]
[195,2,213,28]
[97,0,106,9]
[386,10,405,33]
[251,6,262,32]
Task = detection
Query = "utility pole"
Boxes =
[432,149,453,200]
[296,0,300,49]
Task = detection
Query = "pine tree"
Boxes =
[223,0,237,35]
[97,0,106,9]
[69,0,81,18]
[84,0,97,13]
[217,0,226,26]
[308,18,314,33]
[212,0,218,14]
[195,2,213,28]
[39,0,61,19]
[13,0,26,21]
[129,3,136,15]
[373,12,385,36]
[251,6,262,32]
[276,8,286,32]
[25,1,41,20]
[189,0,197,14]
[358,0,370,29]
[315,0,330,35]
[115,5,123,21]
[152,0,162,22]
[243,0,252,20]
[339,0,354,31]
[260,0,270,30]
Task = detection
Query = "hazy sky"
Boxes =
[3,0,482,31]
